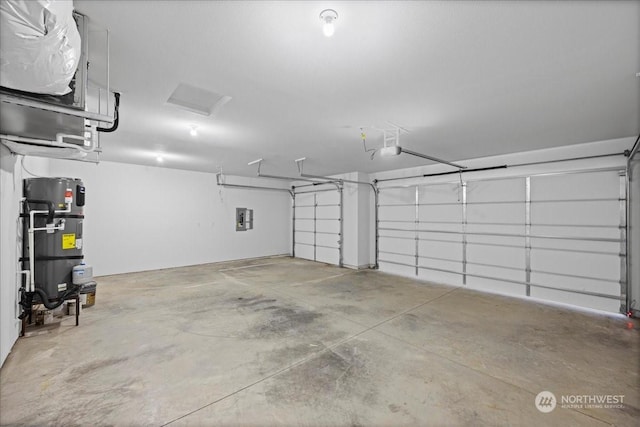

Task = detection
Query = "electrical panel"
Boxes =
[236,208,253,231]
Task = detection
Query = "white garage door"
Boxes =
[293,184,343,266]
[377,168,627,313]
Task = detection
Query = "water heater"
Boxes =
[21,177,85,309]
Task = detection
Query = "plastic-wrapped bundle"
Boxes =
[0,0,81,95]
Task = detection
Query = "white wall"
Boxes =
[330,172,372,269]
[1,155,291,366]
[46,159,292,276]
[0,148,49,367]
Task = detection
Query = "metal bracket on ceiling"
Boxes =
[247,158,263,175]
[295,157,306,174]
[373,122,409,149]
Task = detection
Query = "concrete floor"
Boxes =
[1,256,638,426]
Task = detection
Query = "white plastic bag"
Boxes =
[0,0,81,95]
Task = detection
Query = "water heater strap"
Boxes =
[20,255,84,262]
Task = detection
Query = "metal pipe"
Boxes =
[258,173,324,183]
[626,134,640,163]
[215,173,293,197]
[375,152,626,183]
[0,93,114,123]
[401,148,467,169]
[300,173,371,186]
[26,202,70,292]
[294,187,342,194]
[2,133,96,154]
[294,181,343,189]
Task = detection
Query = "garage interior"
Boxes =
[0,1,639,426]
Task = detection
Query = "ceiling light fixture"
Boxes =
[319,9,338,37]
[189,125,198,137]
[156,155,164,163]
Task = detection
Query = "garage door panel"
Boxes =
[419,258,461,275]
[467,204,524,223]
[417,268,461,286]
[380,251,414,266]
[377,169,625,314]
[294,243,315,261]
[418,240,462,261]
[467,263,525,285]
[467,275,526,297]
[418,183,460,203]
[417,230,463,243]
[467,178,524,202]
[530,238,619,254]
[295,231,314,245]
[530,272,619,298]
[532,201,619,226]
[467,223,525,235]
[316,233,339,249]
[294,218,314,232]
[316,205,340,219]
[295,206,314,218]
[293,189,342,266]
[530,288,619,313]
[316,220,339,235]
[380,260,415,278]
[467,245,525,269]
[379,187,414,204]
[316,246,339,265]
[315,191,340,205]
[531,171,620,200]
[467,234,525,248]
[531,248,619,281]
[294,194,315,205]
[379,222,414,232]
[418,205,462,222]
[379,235,414,254]
[530,224,619,240]
[379,205,414,222]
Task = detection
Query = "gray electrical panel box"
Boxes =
[236,208,253,231]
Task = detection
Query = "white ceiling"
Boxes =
[75,0,639,176]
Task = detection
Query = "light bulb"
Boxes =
[319,9,338,38]
[156,156,164,163]
[323,21,335,37]
[190,126,198,137]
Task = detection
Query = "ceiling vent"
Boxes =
[166,83,231,116]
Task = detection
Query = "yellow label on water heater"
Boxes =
[62,234,76,250]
